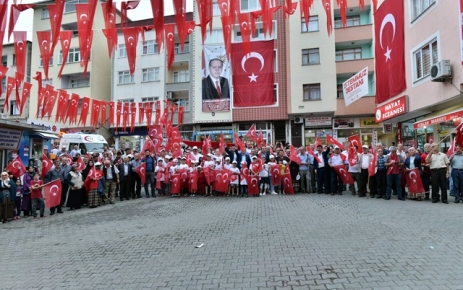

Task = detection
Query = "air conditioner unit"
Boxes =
[294,117,303,124]
[166,91,173,99]
[431,60,452,82]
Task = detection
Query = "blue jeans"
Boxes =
[386,174,402,198]
[144,171,156,197]
[452,170,463,201]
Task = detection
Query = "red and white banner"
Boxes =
[43,179,62,208]
[406,168,425,194]
[374,0,406,104]
[343,67,368,107]
[333,165,354,184]
[231,40,275,107]
[375,95,408,123]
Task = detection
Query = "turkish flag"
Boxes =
[246,175,260,195]
[178,106,184,125]
[19,81,32,117]
[220,15,233,60]
[368,146,377,177]
[284,0,298,18]
[138,102,144,124]
[135,163,146,184]
[36,30,53,79]
[3,77,15,112]
[333,165,354,184]
[173,0,188,52]
[322,0,333,36]
[66,93,80,124]
[44,89,58,120]
[171,173,181,194]
[240,162,249,177]
[315,137,323,149]
[215,169,231,192]
[47,1,65,52]
[148,124,163,140]
[359,0,365,11]
[219,133,225,154]
[120,0,140,26]
[13,31,27,83]
[289,145,301,165]
[374,0,406,103]
[456,122,463,147]
[234,132,245,151]
[115,102,122,129]
[196,0,212,44]
[150,0,164,53]
[39,155,53,180]
[203,166,215,185]
[55,90,66,123]
[245,124,258,143]
[43,179,62,209]
[300,0,314,28]
[78,97,90,126]
[231,40,275,107]
[122,102,130,131]
[189,170,199,192]
[270,164,282,186]
[257,130,265,148]
[281,172,294,194]
[347,135,362,153]
[142,138,154,153]
[306,145,321,164]
[237,13,251,54]
[0,65,7,96]
[145,103,153,126]
[122,27,139,75]
[372,0,378,12]
[130,103,137,132]
[90,99,100,127]
[447,138,456,158]
[406,168,425,194]
[347,146,358,167]
[76,157,86,172]
[338,0,348,27]
[326,134,345,151]
[177,168,189,188]
[6,156,27,178]
[57,30,72,78]
[100,101,107,127]
[164,24,176,70]
[8,4,34,42]
[101,3,118,58]
[202,135,211,155]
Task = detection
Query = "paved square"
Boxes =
[2,194,463,290]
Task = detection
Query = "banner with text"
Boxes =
[0,128,23,150]
[343,67,369,107]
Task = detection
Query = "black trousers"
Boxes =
[422,170,431,197]
[130,172,141,197]
[376,170,387,197]
[316,167,328,193]
[120,176,130,200]
[431,168,447,202]
[358,169,369,196]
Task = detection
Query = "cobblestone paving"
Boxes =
[2,193,463,290]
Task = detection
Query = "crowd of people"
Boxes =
[1,139,462,224]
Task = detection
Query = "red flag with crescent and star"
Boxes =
[36,30,53,80]
[456,122,463,147]
[79,97,91,126]
[238,13,251,54]
[101,2,118,58]
[327,134,345,151]
[135,163,146,184]
[6,156,27,178]
[0,65,7,96]
[374,0,406,104]
[150,0,164,53]
[57,30,72,78]
[120,0,140,27]
[348,135,362,153]
[270,164,282,186]
[289,145,301,165]
[41,153,53,179]
[116,102,122,130]
[122,27,139,75]
[66,93,80,124]
[246,175,260,195]
[43,179,62,208]
[13,31,27,84]
[282,172,294,194]
[322,0,333,36]
[406,168,425,194]
[245,124,257,143]
[284,0,298,19]
[347,146,358,167]
[164,24,176,70]
[333,165,354,184]
[196,0,212,44]
[234,132,245,151]
[368,143,377,177]
[19,81,32,116]
[231,40,275,107]
[446,137,455,158]
[48,1,65,52]
[338,0,348,27]
[3,77,15,112]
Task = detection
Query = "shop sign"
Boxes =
[305,117,332,127]
[333,118,355,128]
[26,118,60,133]
[0,128,22,150]
[372,129,378,146]
[343,67,369,107]
[360,118,382,127]
[413,109,463,129]
[375,96,408,123]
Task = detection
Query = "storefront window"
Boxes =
[31,139,43,161]
[416,127,433,150]
[120,136,142,151]
[304,129,332,145]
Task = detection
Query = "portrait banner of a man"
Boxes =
[202,45,231,112]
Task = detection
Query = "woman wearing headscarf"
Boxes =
[0,171,16,223]
[65,164,84,210]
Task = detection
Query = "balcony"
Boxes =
[336,58,374,75]
[334,96,376,116]
[345,0,370,8]
[335,24,373,44]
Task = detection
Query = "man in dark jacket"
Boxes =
[225,145,243,169]
[45,160,63,215]
[314,145,331,194]
[118,156,132,201]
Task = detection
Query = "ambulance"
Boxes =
[59,133,109,155]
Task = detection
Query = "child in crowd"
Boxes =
[14,179,23,220]
[30,173,45,220]
[155,159,165,196]
[229,161,240,196]
[240,161,248,197]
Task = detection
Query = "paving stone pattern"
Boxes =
[2,194,463,290]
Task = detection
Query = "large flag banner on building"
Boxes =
[231,40,275,107]
[202,45,231,112]
[374,0,406,104]
[343,67,369,106]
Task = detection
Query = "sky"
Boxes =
[5,0,194,44]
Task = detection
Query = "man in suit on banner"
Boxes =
[202,58,230,100]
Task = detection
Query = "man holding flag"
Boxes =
[314,145,330,194]
[328,146,346,195]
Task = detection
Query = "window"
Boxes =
[10,101,20,116]
[1,78,5,91]
[174,42,190,54]
[414,39,438,80]
[120,99,135,103]
[2,55,6,67]
[142,67,160,82]
[42,79,53,86]
[335,48,362,61]
[274,49,278,72]
[59,48,80,64]
[70,77,90,88]
[303,84,321,101]
[119,44,127,58]
[235,23,276,41]
[118,71,134,84]
[337,84,344,98]
[273,83,278,103]
[301,16,319,32]
[334,15,360,28]
[141,97,159,110]
[12,54,16,66]
[142,40,158,55]
[173,70,189,82]
[64,0,88,13]
[212,2,221,16]
[412,0,436,20]
[205,30,224,44]
[39,56,54,67]
[41,8,49,19]
[240,0,260,12]
[302,48,320,65]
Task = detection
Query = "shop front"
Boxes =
[303,117,333,145]
[237,122,274,145]
[333,117,396,147]
[26,119,61,164]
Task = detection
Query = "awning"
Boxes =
[31,131,59,139]
[413,109,463,129]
